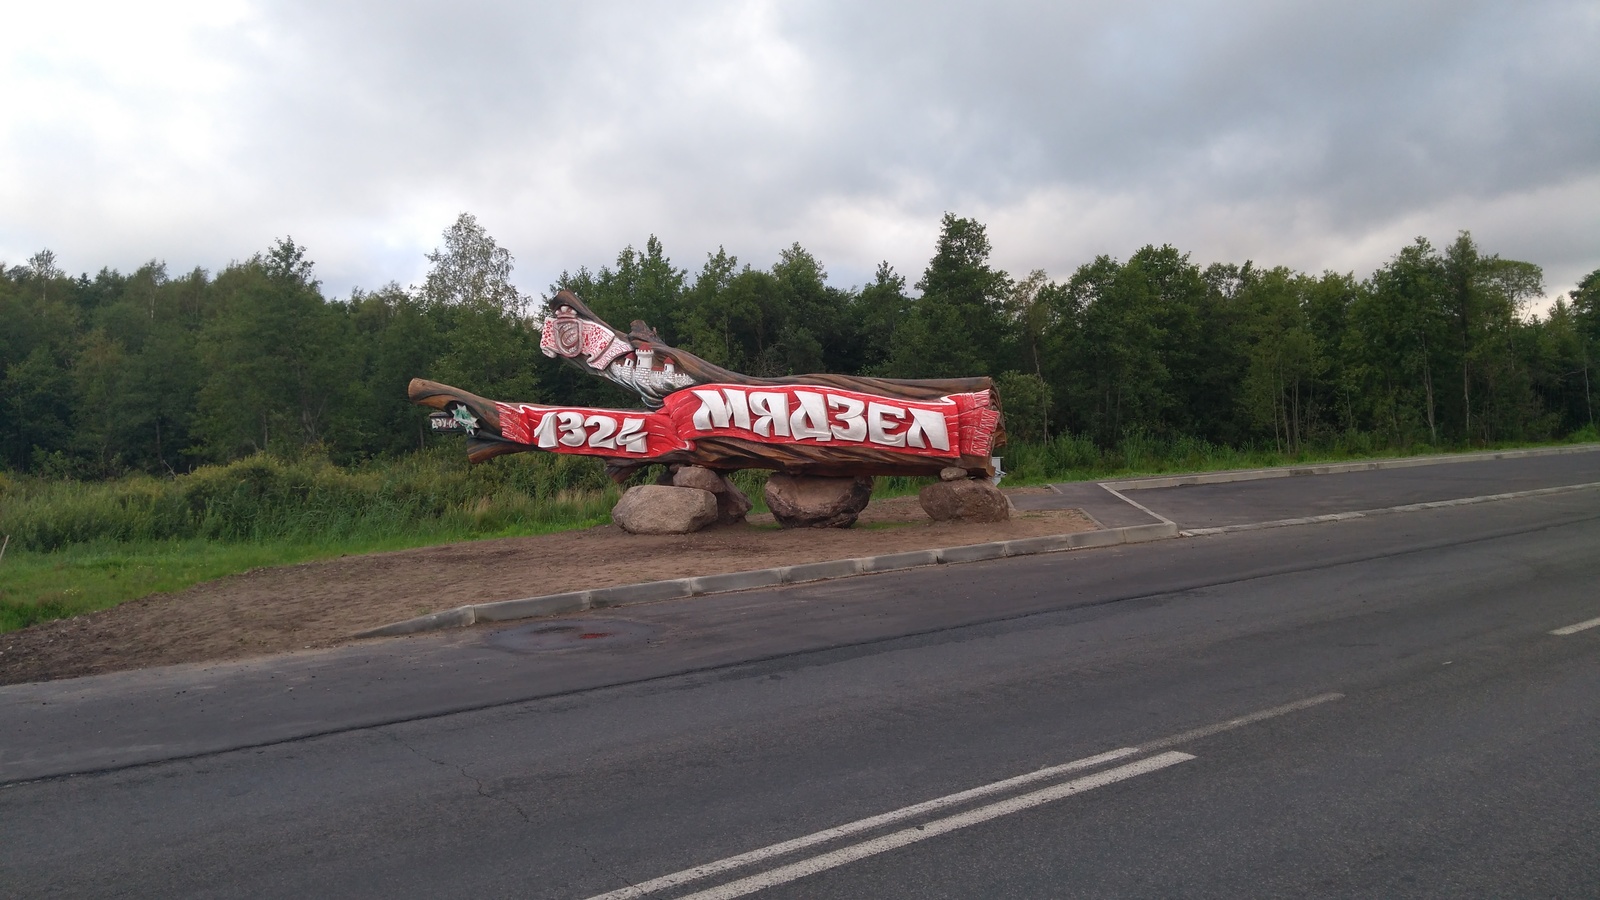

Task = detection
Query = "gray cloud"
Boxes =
[3,0,1596,305]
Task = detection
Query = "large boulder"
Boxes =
[612,484,718,534]
[919,478,1010,523]
[671,465,753,525]
[764,473,874,528]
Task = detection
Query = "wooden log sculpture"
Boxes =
[410,290,1005,482]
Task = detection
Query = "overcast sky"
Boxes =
[4,1,1597,310]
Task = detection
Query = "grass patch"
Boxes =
[0,514,613,630]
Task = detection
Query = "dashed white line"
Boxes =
[1550,615,1600,636]
[1179,481,1600,537]
[583,692,1341,900]
[1099,483,1177,527]
[1141,692,1344,750]
[582,747,1142,900]
[674,752,1196,900]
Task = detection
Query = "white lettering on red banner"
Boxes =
[494,403,690,457]
[492,385,997,460]
[663,385,997,458]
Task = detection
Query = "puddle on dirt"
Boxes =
[484,619,659,654]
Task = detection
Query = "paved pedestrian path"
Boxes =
[1012,482,1164,528]
[1009,445,1600,531]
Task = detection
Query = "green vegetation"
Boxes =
[3,211,1598,632]
[0,449,619,552]
[0,449,623,629]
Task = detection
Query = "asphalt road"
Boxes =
[3,455,1599,898]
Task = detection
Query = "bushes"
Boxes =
[0,449,620,552]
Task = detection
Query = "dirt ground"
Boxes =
[0,489,1093,685]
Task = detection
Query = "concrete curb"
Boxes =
[1100,443,1600,492]
[353,521,1179,639]
[1179,480,1600,537]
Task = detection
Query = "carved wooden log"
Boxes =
[412,290,1006,481]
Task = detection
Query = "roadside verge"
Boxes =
[354,521,1179,638]
[357,443,1600,640]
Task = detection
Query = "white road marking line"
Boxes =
[1140,692,1344,750]
[582,747,1142,900]
[1180,481,1600,536]
[584,692,1341,900]
[1551,616,1600,636]
[675,752,1196,900]
[1098,483,1177,527]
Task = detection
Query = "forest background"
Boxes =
[2,212,1598,629]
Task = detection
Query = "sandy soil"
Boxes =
[0,489,1093,685]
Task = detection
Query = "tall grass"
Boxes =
[0,449,619,553]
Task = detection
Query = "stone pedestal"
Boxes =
[671,465,753,525]
[919,478,1010,523]
[612,484,718,534]
[764,473,874,528]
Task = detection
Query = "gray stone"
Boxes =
[919,479,1011,522]
[611,484,717,534]
[939,466,969,482]
[764,473,874,528]
[672,465,753,524]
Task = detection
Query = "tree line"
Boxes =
[3,212,1597,479]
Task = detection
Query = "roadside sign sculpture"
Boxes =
[411,290,1005,483]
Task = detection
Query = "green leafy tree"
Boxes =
[1441,232,1544,440]
[75,262,208,473]
[674,247,749,368]
[196,239,358,457]
[848,262,912,375]
[560,236,686,341]
[887,214,1013,379]
[1571,268,1600,429]
[421,213,527,316]
[1300,270,1361,433]
[347,283,441,455]
[1005,269,1056,380]
[1237,268,1325,453]
[993,371,1052,443]
[770,242,848,374]
[1,346,74,471]
[1124,246,1216,441]
[1043,254,1166,444]
[420,215,542,404]
[1351,238,1450,443]
[1523,296,1587,432]
[69,329,132,475]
